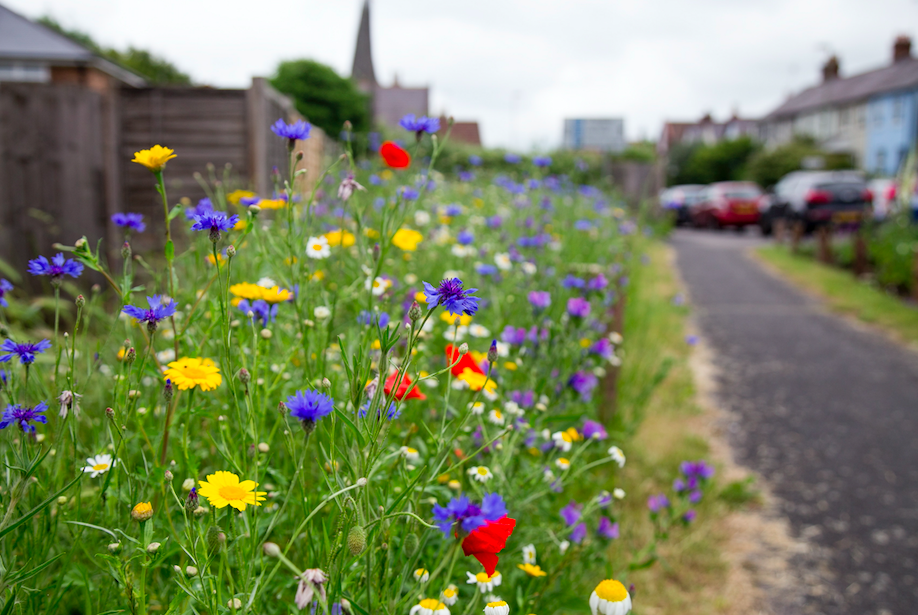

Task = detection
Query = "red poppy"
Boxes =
[461,516,516,576]
[384,372,426,401]
[445,345,486,378]
[380,141,411,169]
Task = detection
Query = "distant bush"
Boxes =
[745,137,855,189]
[667,137,759,186]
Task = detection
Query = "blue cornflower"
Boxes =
[432,493,506,536]
[28,253,83,283]
[468,154,483,166]
[357,401,400,420]
[357,310,390,328]
[191,212,239,242]
[270,118,311,142]
[562,274,585,289]
[240,196,261,206]
[504,153,521,164]
[286,389,335,432]
[422,278,479,316]
[456,230,474,245]
[398,187,420,201]
[0,402,48,433]
[111,212,146,233]
[458,171,475,182]
[533,155,552,168]
[1,339,52,365]
[122,295,177,332]
[574,219,593,231]
[444,204,463,217]
[399,114,440,135]
[185,198,214,220]
[476,264,498,276]
[0,279,12,308]
[368,174,384,186]
[238,299,278,328]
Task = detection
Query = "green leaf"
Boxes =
[0,590,16,615]
[167,205,184,221]
[0,473,82,540]
[333,408,365,448]
[65,520,118,540]
[7,553,64,584]
[165,240,175,262]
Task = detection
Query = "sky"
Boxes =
[9,0,918,150]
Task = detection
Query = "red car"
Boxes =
[691,182,763,229]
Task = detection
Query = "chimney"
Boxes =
[894,35,912,62]
[822,55,840,82]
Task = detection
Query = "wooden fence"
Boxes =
[0,77,328,284]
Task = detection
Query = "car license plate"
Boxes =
[733,204,754,214]
[833,211,861,223]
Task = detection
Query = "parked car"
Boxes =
[868,178,897,220]
[659,184,706,226]
[691,181,762,230]
[766,170,872,232]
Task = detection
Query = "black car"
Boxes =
[660,184,706,226]
[761,171,871,234]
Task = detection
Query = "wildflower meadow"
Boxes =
[0,117,713,615]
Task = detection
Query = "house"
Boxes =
[437,116,482,146]
[351,0,430,128]
[761,36,918,175]
[657,113,758,157]
[563,118,626,153]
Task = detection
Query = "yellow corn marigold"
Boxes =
[197,471,266,511]
[392,228,423,251]
[131,145,176,172]
[164,357,222,391]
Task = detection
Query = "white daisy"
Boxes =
[494,253,512,270]
[503,401,522,416]
[608,446,626,468]
[305,236,331,259]
[488,409,505,426]
[521,262,537,275]
[414,568,430,583]
[468,402,485,415]
[589,579,633,615]
[414,210,431,226]
[552,430,574,452]
[256,276,276,288]
[559,540,570,554]
[466,570,501,593]
[484,600,510,615]
[613,488,626,500]
[609,332,624,345]
[440,586,459,606]
[542,468,556,483]
[400,446,420,463]
[468,324,490,338]
[555,457,571,470]
[409,598,449,615]
[522,543,536,564]
[313,306,331,320]
[82,454,116,478]
[468,466,493,483]
[482,387,499,401]
[495,341,510,357]
[451,245,475,258]
[365,276,391,296]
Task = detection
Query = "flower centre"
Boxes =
[476,468,489,476]
[486,601,507,607]
[475,572,490,582]
[595,579,628,602]
[493,410,502,419]
[182,366,208,380]
[92,463,109,471]
[219,485,248,501]
[419,599,443,609]
[443,589,456,598]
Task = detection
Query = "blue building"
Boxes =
[866,89,918,175]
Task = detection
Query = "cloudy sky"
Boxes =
[10,0,918,150]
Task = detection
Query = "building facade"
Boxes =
[563,118,626,152]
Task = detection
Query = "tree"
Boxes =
[270,60,371,139]
[38,16,192,85]
[745,137,855,189]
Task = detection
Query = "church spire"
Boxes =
[351,0,376,92]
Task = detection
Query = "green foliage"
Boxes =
[271,60,371,138]
[869,213,918,292]
[38,16,192,85]
[718,478,760,509]
[669,137,759,186]
[745,136,855,189]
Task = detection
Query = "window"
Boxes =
[858,106,866,127]
[893,97,905,125]
[876,149,887,173]
[873,105,884,127]
[0,63,50,83]
[840,107,850,126]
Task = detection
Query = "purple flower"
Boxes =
[582,419,608,440]
[689,490,703,504]
[458,171,475,182]
[597,517,619,539]
[358,401,400,420]
[286,389,335,429]
[588,338,614,360]
[504,153,521,164]
[468,155,483,166]
[28,253,83,281]
[432,493,506,537]
[357,310,390,328]
[185,198,214,220]
[501,326,527,346]
[567,297,591,318]
[111,212,146,233]
[574,219,593,231]
[271,118,311,142]
[486,215,503,228]
[0,279,12,308]
[568,371,598,401]
[560,500,582,526]
[444,204,463,217]
[681,460,715,480]
[239,299,278,328]
[570,522,587,543]
[476,264,498,276]
[673,478,686,492]
[398,186,420,201]
[122,295,177,332]
[587,274,608,291]
[0,339,52,365]
[562,275,585,289]
[533,155,552,168]
[337,174,366,202]
[456,230,475,245]
[191,212,239,242]
[685,334,699,346]
[399,114,440,134]
[422,278,479,316]
[647,493,670,513]
[528,291,551,310]
[510,390,534,407]
[682,510,697,524]
[0,402,48,433]
[240,196,260,206]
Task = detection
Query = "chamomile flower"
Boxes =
[469,324,491,338]
[552,430,576,452]
[82,454,116,478]
[468,466,493,483]
[555,458,571,470]
[488,409,505,425]
[613,488,626,500]
[484,600,510,615]
[559,540,570,554]
[256,277,276,288]
[468,402,485,415]
[466,570,501,593]
[522,544,536,564]
[366,276,392,296]
[410,598,450,615]
[414,568,430,583]
[400,446,421,463]
[589,579,632,615]
[608,446,626,468]
[306,236,331,259]
[440,586,459,606]
[494,253,512,271]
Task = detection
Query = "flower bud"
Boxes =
[164,379,174,403]
[182,478,195,491]
[237,368,251,384]
[75,294,86,308]
[263,542,282,557]
[164,470,174,481]
[322,377,331,389]
[408,301,422,322]
[372,243,381,262]
[185,487,199,512]
[403,532,419,556]
[343,120,353,131]
[207,526,226,554]
[107,542,121,554]
[193,506,207,518]
[125,347,136,365]
[146,542,161,554]
[228,599,243,610]
[296,151,305,161]
[458,343,468,356]
[226,244,236,257]
[105,407,115,420]
[185,566,198,577]
[347,525,367,556]
[487,339,499,364]
[122,241,131,260]
[131,501,153,522]
[260,328,272,340]
[75,237,87,249]
[356,477,368,487]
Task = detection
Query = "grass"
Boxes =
[608,238,749,615]
[755,244,918,346]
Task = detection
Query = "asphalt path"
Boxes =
[671,229,918,615]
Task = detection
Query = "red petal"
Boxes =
[383,373,427,401]
[473,552,499,577]
[461,516,516,576]
[380,141,411,169]
[445,345,485,378]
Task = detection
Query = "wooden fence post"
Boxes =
[774,218,785,244]
[791,220,803,254]
[854,229,869,276]
[817,225,833,264]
